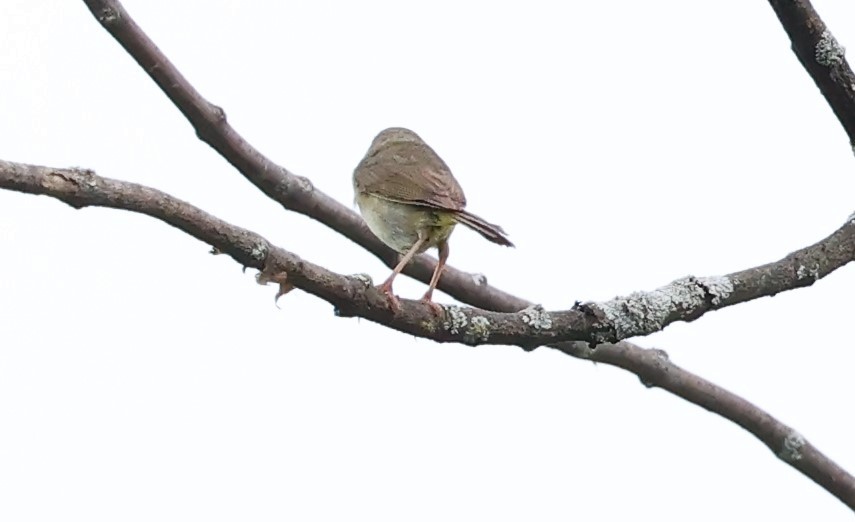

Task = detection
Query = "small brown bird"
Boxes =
[352,127,513,311]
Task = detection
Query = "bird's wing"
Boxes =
[355,141,467,211]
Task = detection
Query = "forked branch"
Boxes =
[0,0,834,510]
[3,157,855,508]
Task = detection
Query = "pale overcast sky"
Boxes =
[2,1,855,520]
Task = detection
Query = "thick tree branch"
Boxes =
[7,158,855,347]
[0,160,613,348]
[3,158,854,508]
[768,0,855,147]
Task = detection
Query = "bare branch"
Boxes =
[569,341,855,508]
[767,0,855,147]
[4,157,854,508]
[0,159,614,348]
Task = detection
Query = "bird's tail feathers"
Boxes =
[454,210,514,247]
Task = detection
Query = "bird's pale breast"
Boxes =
[355,192,456,254]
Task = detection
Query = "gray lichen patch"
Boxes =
[470,273,488,286]
[350,273,373,287]
[520,304,553,330]
[250,241,269,261]
[796,264,820,282]
[463,316,492,345]
[778,431,806,463]
[815,29,845,67]
[442,306,469,335]
[440,307,491,345]
[598,276,720,339]
[70,167,99,187]
[697,276,734,305]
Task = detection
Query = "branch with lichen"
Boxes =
[767,0,855,148]
[6,160,855,351]
[0,160,613,348]
[590,215,855,338]
[3,157,855,508]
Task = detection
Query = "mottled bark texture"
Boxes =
[768,0,855,147]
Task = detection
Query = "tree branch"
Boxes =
[590,218,855,338]
[0,160,613,348]
[570,341,855,509]
[767,0,855,147]
[7,158,855,348]
[3,157,854,508]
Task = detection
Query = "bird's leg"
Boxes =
[420,240,449,316]
[376,236,427,312]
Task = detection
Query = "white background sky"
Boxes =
[2,1,855,520]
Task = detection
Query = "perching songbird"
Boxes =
[352,127,513,311]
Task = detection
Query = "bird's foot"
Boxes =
[255,268,294,307]
[376,281,401,313]
[419,292,445,317]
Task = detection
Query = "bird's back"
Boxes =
[353,131,467,212]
